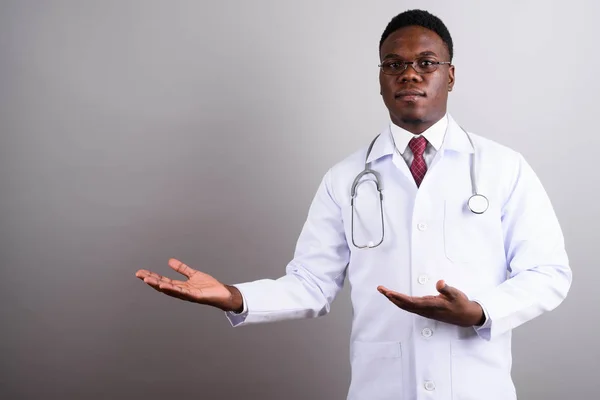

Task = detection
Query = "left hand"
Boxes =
[377,280,484,327]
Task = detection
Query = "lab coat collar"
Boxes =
[442,114,475,154]
[366,113,473,164]
[365,127,395,164]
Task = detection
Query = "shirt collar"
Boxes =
[366,113,473,164]
[390,113,448,154]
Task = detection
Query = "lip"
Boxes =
[395,89,426,98]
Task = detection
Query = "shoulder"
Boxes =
[465,129,544,210]
[329,146,369,176]
[318,137,380,207]
[466,130,528,177]
[468,131,522,160]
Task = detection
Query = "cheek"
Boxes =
[427,77,449,101]
[379,74,394,93]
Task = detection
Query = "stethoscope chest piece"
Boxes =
[468,194,489,214]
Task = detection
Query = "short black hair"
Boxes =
[379,9,454,61]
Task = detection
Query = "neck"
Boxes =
[392,112,446,135]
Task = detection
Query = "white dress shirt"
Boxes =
[389,112,447,168]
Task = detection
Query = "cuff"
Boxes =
[225,285,248,327]
[472,299,492,340]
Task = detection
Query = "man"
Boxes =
[136,9,572,399]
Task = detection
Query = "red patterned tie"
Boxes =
[408,136,428,187]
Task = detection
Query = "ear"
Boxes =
[448,64,455,92]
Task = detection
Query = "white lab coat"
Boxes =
[227,114,572,400]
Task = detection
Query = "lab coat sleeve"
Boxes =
[225,287,249,326]
[471,153,572,340]
[225,168,350,327]
[472,300,491,331]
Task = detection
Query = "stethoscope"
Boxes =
[350,126,489,249]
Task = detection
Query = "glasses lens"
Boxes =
[380,59,443,74]
[415,59,439,74]
[381,60,405,75]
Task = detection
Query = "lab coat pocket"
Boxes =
[450,335,516,400]
[347,341,403,400]
[443,199,500,263]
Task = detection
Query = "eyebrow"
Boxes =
[383,51,439,60]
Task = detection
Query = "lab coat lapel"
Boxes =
[442,115,475,155]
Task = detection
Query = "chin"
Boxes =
[394,110,426,125]
[399,116,425,125]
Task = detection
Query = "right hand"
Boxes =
[135,258,244,312]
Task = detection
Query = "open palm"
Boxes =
[135,258,233,310]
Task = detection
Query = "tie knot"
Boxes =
[408,136,427,156]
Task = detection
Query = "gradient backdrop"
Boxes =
[1,1,597,399]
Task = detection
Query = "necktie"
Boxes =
[408,136,427,187]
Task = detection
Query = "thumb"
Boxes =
[436,280,459,299]
[168,258,197,278]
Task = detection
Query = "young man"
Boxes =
[136,9,571,399]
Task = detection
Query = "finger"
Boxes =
[436,280,446,292]
[381,289,416,305]
[139,271,179,286]
[377,286,411,301]
[143,275,162,287]
[135,269,152,279]
[140,276,174,299]
[136,270,163,281]
[142,278,190,300]
[149,273,180,285]
[436,280,460,300]
[380,290,419,310]
[385,296,437,319]
[377,286,391,296]
[157,281,190,293]
[168,258,197,278]
[378,286,448,312]
[391,292,447,311]
[141,275,184,289]
[386,296,417,312]
[157,283,196,301]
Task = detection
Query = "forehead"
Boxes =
[380,26,447,59]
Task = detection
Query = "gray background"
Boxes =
[0,1,596,399]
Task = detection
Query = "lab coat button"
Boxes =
[421,328,433,337]
[424,380,436,391]
[418,275,428,285]
[417,222,428,231]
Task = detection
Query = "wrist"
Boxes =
[224,285,244,313]
[470,301,485,326]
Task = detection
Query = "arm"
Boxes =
[377,153,571,336]
[227,169,351,326]
[471,153,572,340]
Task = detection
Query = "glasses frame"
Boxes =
[378,58,452,75]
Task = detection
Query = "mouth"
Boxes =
[394,89,426,101]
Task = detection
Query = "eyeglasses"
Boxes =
[378,57,451,75]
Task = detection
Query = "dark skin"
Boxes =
[136,258,245,312]
[135,26,484,327]
[379,25,455,134]
[377,26,483,327]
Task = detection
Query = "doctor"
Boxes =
[135,9,572,400]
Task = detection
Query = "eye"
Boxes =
[385,60,405,71]
[418,59,436,67]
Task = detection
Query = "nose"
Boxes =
[397,64,422,83]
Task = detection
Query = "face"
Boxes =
[379,25,455,133]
